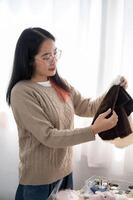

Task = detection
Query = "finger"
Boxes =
[119,77,128,89]
[112,117,118,125]
[120,76,125,82]
[101,108,111,118]
[108,111,118,121]
[120,81,128,87]
[112,111,118,119]
[120,78,127,84]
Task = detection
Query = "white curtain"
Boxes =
[0,0,133,198]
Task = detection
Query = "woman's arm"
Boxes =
[11,86,96,148]
[70,84,105,117]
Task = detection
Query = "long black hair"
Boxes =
[6,27,70,105]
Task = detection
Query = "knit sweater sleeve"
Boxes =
[11,85,95,148]
[69,84,105,117]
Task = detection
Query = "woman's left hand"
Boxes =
[119,76,128,89]
[110,75,128,90]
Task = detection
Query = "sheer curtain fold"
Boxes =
[0,0,133,197]
[75,0,133,182]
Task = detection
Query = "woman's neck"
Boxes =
[31,76,48,83]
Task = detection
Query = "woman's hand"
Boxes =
[91,108,118,135]
[119,76,128,89]
[110,75,128,90]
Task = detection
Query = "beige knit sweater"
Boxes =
[11,80,104,185]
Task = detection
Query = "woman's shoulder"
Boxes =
[11,80,35,96]
[12,81,27,91]
[11,81,42,106]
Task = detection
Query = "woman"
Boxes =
[6,27,127,200]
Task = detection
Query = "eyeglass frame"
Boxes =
[35,48,62,63]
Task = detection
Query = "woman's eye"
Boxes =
[42,56,50,60]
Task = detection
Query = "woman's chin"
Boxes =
[48,70,56,76]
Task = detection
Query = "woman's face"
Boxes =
[32,39,58,81]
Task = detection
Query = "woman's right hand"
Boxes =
[91,108,118,135]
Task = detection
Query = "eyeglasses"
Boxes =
[41,48,62,62]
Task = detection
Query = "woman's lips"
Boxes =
[48,63,56,71]
[48,67,56,71]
